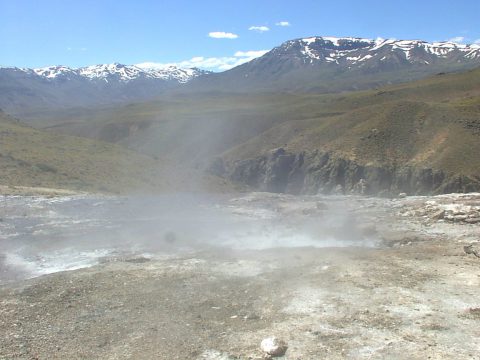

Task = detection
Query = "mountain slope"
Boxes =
[218,67,480,194]
[188,36,480,93]
[44,67,480,195]
[3,36,480,121]
[0,64,209,118]
[0,110,181,192]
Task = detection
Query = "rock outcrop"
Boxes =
[400,196,480,223]
[214,149,480,196]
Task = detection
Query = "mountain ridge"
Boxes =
[0,63,210,118]
[188,36,480,94]
[2,53,480,194]
[2,35,480,121]
[1,63,209,83]
[270,36,480,64]
[40,66,480,195]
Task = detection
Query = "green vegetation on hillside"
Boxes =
[40,68,480,179]
[0,112,178,193]
[4,67,480,193]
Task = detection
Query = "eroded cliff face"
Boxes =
[210,148,480,196]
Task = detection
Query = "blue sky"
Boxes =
[1,0,480,71]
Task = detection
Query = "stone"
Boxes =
[452,215,468,222]
[431,209,445,220]
[260,336,288,357]
[356,178,367,195]
[465,218,480,224]
[464,244,480,258]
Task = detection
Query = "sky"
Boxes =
[1,0,480,71]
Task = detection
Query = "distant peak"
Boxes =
[135,62,179,70]
[6,63,208,83]
[271,36,480,64]
[285,36,479,48]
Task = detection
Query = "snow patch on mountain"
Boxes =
[79,63,143,81]
[4,36,480,83]
[277,36,480,65]
[6,63,208,83]
[34,66,78,79]
[135,63,204,83]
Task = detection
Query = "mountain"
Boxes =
[32,63,204,83]
[45,67,480,195]
[2,35,480,195]
[3,36,480,120]
[0,109,227,193]
[0,109,164,192]
[218,67,480,195]
[189,36,480,93]
[0,63,209,118]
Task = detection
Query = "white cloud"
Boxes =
[275,21,290,27]
[208,31,238,39]
[248,25,270,32]
[234,50,269,58]
[446,37,480,45]
[180,56,239,71]
[138,49,270,72]
[447,36,465,44]
[66,47,87,52]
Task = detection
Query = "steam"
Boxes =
[0,192,378,284]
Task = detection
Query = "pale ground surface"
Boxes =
[1,192,480,359]
[0,185,84,196]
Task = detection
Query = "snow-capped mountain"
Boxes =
[2,36,480,117]
[270,37,480,66]
[0,63,210,116]
[191,36,480,93]
[24,63,207,83]
[135,63,205,83]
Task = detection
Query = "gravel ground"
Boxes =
[1,193,480,359]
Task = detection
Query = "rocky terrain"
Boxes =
[218,148,480,196]
[1,192,480,359]
[25,66,478,197]
[1,44,479,198]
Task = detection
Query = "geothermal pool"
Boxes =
[0,192,380,283]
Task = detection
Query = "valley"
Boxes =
[9,66,479,196]
[2,29,480,360]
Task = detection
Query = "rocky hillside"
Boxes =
[3,36,480,196]
[214,68,480,195]
[219,148,477,196]
[42,67,480,196]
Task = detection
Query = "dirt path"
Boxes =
[1,194,480,359]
